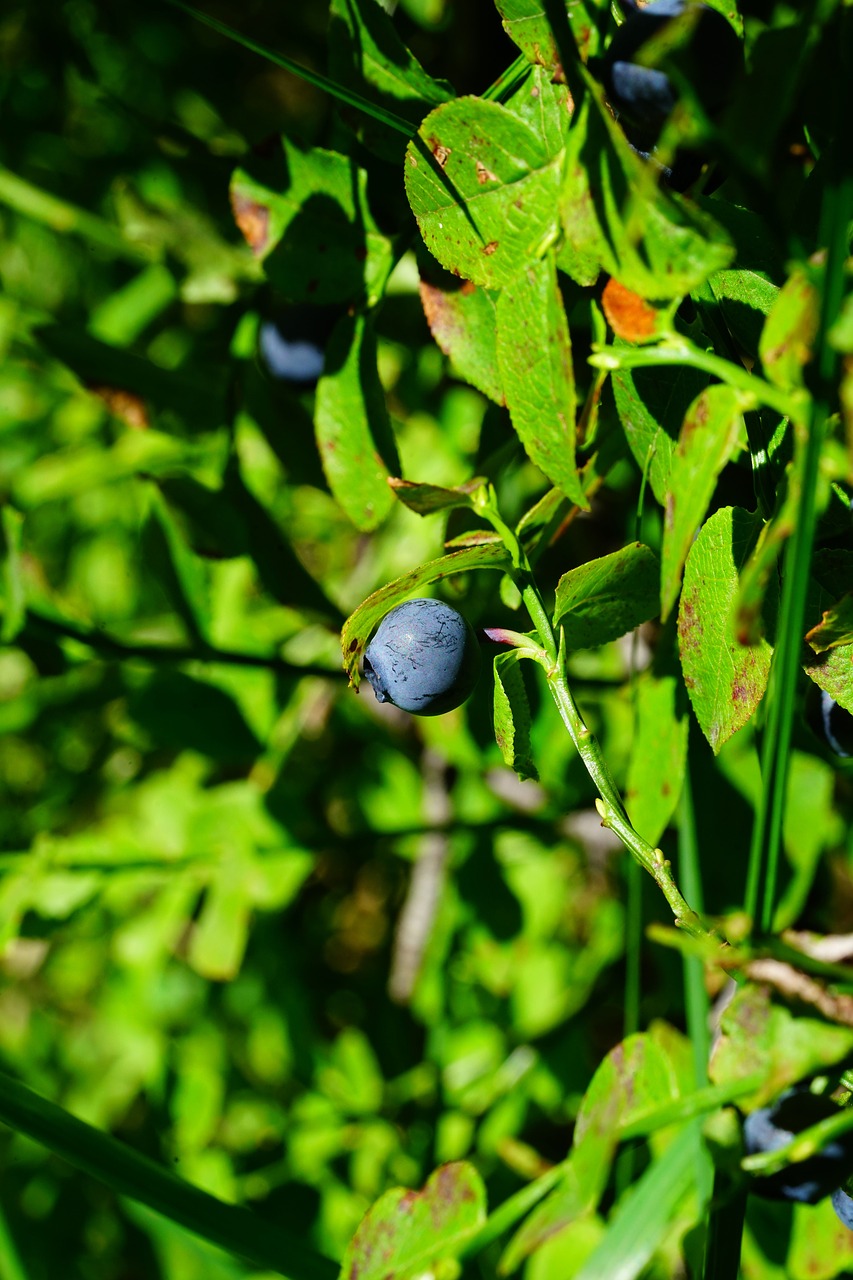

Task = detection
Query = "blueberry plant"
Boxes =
[0,1,852,1279]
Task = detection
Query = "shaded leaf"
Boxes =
[128,672,262,763]
[404,97,563,289]
[553,543,660,648]
[339,1162,486,1280]
[230,139,394,306]
[804,642,853,716]
[315,313,400,532]
[611,357,709,507]
[142,491,210,645]
[389,476,486,515]
[710,983,853,1110]
[661,384,746,621]
[328,0,452,161]
[496,252,586,506]
[678,506,773,753]
[342,544,510,684]
[493,650,538,781]
[419,273,504,404]
[558,84,733,299]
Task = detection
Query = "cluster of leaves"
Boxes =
[0,0,852,1278]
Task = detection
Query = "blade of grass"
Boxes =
[161,0,414,138]
[0,1072,337,1280]
[0,1198,29,1280]
[702,1173,747,1280]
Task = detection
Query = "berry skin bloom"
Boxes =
[743,1089,853,1204]
[362,599,481,716]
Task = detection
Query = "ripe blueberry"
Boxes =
[603,1,742,144]
[362,599,481,716]
[743,1089,853,1204]
[806,688,853,759]
[258,307,336,386]
[832,1186,853,1230]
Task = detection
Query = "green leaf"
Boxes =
[128,672,262,763]
[1,506,25,643]
[805,592,853,653]
[315,313,400,532]
[660,384,747,621]
[142,491,211,646]
[342,544,510,683]
[328,0,452,161]
[389,476,487,515]
[678,507,773,753]
[230,139,394,306]
[553,543,660,647]
[493,650,538,781]
[759,266,820,391]
[496,251,586,506]
[611,358,709,507]
[558,84,734,300]
[503,65,573,156]
[804,641,853,716]
[339,1162,487,1280]
[625,668,690,848]
[419,270,504,404]
[404,97,563,289]
[709,983,853,1110]
[495,0,601,75]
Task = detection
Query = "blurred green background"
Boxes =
[1,2,852,1278]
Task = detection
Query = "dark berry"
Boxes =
[362,599,481,716]
[743,1089,853,1204]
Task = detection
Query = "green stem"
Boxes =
[477,490,708,940]
[590,338,808,422]
[459,1159,569,1258]
[0,1072,336,1280]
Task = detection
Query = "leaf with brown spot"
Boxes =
[229,192,270,256]
[601,278,670,342]
[759,265,820,391]
[419,272,504,404]
[339,1162,486,1280]
[805,592,853,654]
[553,543,660,647]
[678,506,774,753]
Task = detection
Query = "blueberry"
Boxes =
[743,1089,853,1204]
[832,1186,853,1230]
[603,0,742,143]
[362,599,481,716]
[258,307,337,386]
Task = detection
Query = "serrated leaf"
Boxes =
[759,266,820,391]
[558,83,734,300]
[503,65,573,155]
[495,0,600,72]
[328,0,452,161]
[661,384,746,620]
[341,544,510,684]
[315,313,400,532]
[710,983,853,1110]
[230,139,394,306]
[404,97,563,289]
[493,650,538,781]
[678,506,773,753]
[553,543,660,648]
[496,252,586,506]
[339,1162,486,1280]
[611,358,710,507]
[389,476,486,515]
[418,272,504,404]
[805,593,853,653]
[625,668,689,847]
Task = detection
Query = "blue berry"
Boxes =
[816,690,853,759]
[603,1,742,141]
[363,599,481,716]
[259,309,334,385]
[743,1089,853,1204]
[832,1186,853,1230]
